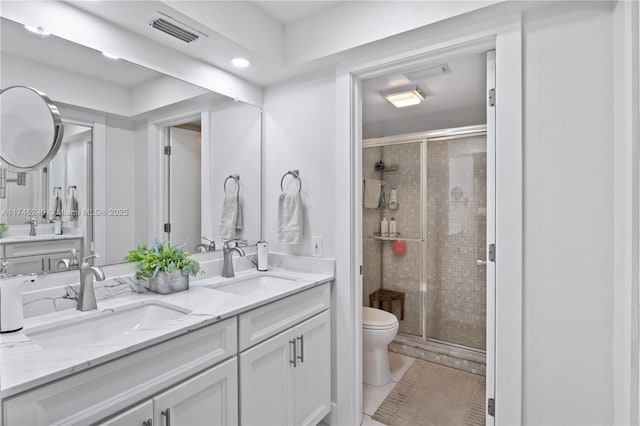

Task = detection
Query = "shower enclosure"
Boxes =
[363,125,488,360]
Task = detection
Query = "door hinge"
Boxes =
[360,265,363,275]
[488,244,496,262]
[488,398,495,416]
[488,88,496,107]
[164,223,171,233]
[164,145,172,155]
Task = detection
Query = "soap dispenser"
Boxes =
[1,274,36,333]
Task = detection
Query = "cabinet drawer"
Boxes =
[3,317,237,426]
[4,238,82,258]
[239,282,330,351]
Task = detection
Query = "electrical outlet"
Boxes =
[311,236,323,257]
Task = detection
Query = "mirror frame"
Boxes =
[0,85,65,172]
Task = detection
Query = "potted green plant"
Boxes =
[124,241,200,294]
[0,223,8,238]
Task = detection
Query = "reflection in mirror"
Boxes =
[0,16,262,275]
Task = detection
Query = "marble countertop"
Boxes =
[0,234,83,244]
[0,267,333,399]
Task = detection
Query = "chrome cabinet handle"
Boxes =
[48,258,51,270]
[297,335,304,363]
[143,420,152,426]
[41,258,45,271]
[477,259,487,266]
[290,339,297,367]
[162,408,171,426]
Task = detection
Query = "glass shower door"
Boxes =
[425,135,487,350]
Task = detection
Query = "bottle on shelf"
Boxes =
[381,218,389,237]
[389,218,397,237]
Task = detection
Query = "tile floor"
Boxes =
[361,351,415,426]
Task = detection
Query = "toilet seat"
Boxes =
[363,306,398,330]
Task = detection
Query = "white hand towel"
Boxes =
[278,192,303,244]
[63,194,78,222]
[363,178,382,208]
[220,193,239,239]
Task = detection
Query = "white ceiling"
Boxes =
[363,52,487,136]
[252,1,339,24]
[1,17,161,88]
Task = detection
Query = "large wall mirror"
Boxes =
[0,17,262,275]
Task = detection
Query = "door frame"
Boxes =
[334,16,523,426]
[147,106,210,245]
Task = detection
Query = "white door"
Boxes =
[167,127,201,251]
[99,400,153,426]
[153,358,238,426]
[485,49,497,426]
[293,311,331,426]
[240,329,295,426]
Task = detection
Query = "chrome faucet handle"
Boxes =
[1,261,9,274]
[81,254,100,267]
[224,238,247,248]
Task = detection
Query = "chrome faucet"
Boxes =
[77,254,105,311]
[0,261,9,278]
[221,239,247,278]
[25,218,37,236]
[194,236,216,252]
[57,248,80,271]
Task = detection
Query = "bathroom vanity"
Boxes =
[0,262,333,426]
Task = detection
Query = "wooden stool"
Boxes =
[369,289,405,320]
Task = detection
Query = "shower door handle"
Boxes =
[476,259,487,266]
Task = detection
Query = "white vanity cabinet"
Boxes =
[3,317,237,426]
[239,283,331,426]
[100,358,238,426]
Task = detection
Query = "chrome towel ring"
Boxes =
[280,170,302,193]
[224,174,240,195]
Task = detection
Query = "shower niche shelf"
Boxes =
[370,233,424,242]
[364,205,400,211]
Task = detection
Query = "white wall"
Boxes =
[263,75,336,257]
[209,102,263,247]
[522,7,614,424]
[104,124,136,264]
[134,123,149,247]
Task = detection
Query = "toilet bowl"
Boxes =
[363,306,399,386]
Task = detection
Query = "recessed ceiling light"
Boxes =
[231,57,250,68]
[24,25,49,37]
[383,86,426,108]
[102,52,120,60]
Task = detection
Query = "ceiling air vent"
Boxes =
[147,12,204,44]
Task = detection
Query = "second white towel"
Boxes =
[278,192,304,244]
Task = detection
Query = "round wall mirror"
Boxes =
[0,86,64,171]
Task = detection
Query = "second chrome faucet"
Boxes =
[221,239,247,278]
[77,254,106,311]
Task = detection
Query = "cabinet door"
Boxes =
[293,310,331,426]
[153,357,238,426]
[99,400,153,426]
[5,254,45,275]
[240,328,295,426]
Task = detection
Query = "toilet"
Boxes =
[362,306,399,386]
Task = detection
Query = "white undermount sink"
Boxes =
[210,275,300,297]
[26,302,191,350]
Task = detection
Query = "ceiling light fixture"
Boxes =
[383,86,425,108]
[231,58,250,68]
[102,52,120,60]
[24,25,49,37]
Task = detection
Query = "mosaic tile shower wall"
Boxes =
[426,136,487,350]
[363,142,423,336]
[363,134,487,350]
